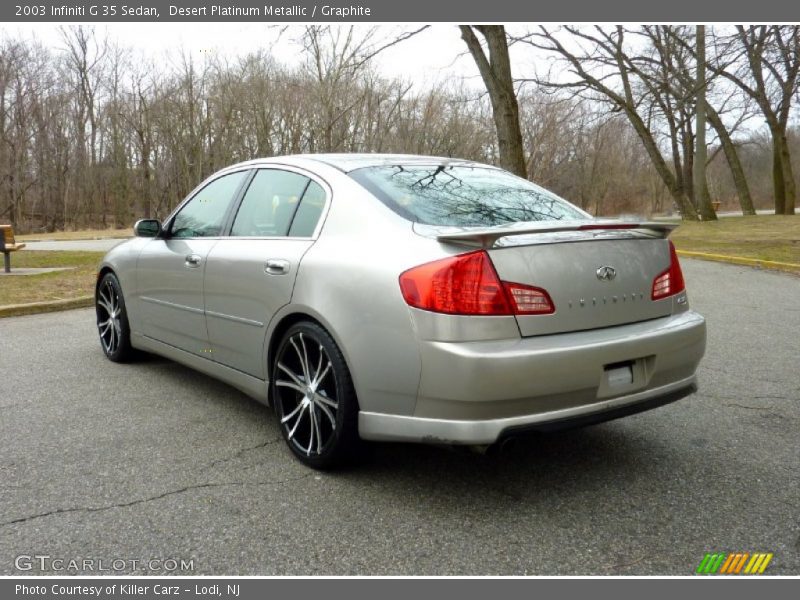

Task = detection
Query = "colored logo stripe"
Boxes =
[744,553,773,574]
[720,553,748,574]
[697,553,725,574]
[697,552,773,574]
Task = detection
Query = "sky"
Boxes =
[4,23,490,86]
[3,22,773,138]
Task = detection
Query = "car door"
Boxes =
[204,168,329,378]
[136,169,250,355]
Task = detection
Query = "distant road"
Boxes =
[656,209,776,220]
[23,239,128,252]
[718,209,776,217]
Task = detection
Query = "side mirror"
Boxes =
[133,219,162,238]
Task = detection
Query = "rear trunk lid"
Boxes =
[418,220,677,337]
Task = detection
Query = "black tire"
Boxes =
[95,272,135,363]
[271,321,360,469]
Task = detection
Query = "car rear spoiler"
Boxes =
[421,220,679,248]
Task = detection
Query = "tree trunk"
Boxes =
[771,133,786,214]
[681,124,694,205]
[705,106,755,215]
[778,131,797,214]
[694,26,717,221]
[138,131,152,220]
[624,108,698,219]
[460,26,527,178]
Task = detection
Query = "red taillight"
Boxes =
[503,283,555,315]
[651,241,686,300]
[399,251,510,315]
[399,250,555,316]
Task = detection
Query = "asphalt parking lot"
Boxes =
[1,259,798,575]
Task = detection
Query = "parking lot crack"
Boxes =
[725,402,773,410]
[203,437,283,471]
[720,402,796,419]
[0,473,313,529]
[602,554,649,571]
[701,391,798,403]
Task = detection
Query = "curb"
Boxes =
[677,250,800,273]
[19,237,129,243]
[0,295,94,318]
[18,233,131,243]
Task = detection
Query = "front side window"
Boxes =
[231,169,311,237]
[171,171,248,238]
[349,165,587,227]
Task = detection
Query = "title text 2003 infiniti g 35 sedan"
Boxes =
[96,154,706,468]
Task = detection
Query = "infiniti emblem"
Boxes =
[596,266,617,281]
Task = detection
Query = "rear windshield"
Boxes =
[349,165,587,227]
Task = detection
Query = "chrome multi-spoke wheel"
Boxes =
[97,278,122,355]
[95,272,133,362]
[272,322,359,469]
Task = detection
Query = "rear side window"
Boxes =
[349,165,587,227]
[289,181,326,237]
[231,169,310,237]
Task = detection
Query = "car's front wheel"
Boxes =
[96,272,134,362]
[271,321,360,469]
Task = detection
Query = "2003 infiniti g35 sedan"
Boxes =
[96,154,706,468]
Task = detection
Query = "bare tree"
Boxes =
[660,27,756,215]
[300,25,428,152]
[59,27,109,227]
[706,26,799,214]
[694,26,711,218]
[518,26,701,219]
[460,26,527,177]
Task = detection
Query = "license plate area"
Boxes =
[597,357,651,398]
[605,361,634,386]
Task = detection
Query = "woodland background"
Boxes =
[1,25,798,232]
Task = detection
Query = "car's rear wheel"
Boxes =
[271,321,360,469]
[96,272,134,362]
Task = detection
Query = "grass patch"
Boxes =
[671,215,800,270]
[0,251,104,307]
[17,228,131,241]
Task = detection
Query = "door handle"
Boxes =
[185,253,202,268]
[264,259,290,275]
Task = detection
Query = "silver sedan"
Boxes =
[96,154,706,468]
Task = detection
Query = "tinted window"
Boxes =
[289,181,326,237]
[171,171,247,238]
[349,165,587,227]
[231,169,310,237]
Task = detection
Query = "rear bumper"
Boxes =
[358,310,705,444]
[359,376,696,444]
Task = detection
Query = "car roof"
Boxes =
[232,153,493,174]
